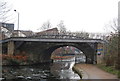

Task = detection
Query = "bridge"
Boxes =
[1,35,105,64]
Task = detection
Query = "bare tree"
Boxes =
[57,20,66,34]
[74,31,89,39]
[0,0,11,22]
[104,18,118,34]
[103,18,119,70]
[118,28,120,70]
[40,21,52,31]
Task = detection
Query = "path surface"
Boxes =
[75,64,118,79]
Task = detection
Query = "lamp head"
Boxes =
[14,10,16,12]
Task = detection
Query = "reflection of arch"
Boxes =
[51,46,83,58]
[42,42,97,64]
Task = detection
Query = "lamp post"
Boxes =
[14,10,19,30]
[14,10,20,37]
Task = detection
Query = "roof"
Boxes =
[36,28,59,35]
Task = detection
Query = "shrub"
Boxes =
[2,54,28,65]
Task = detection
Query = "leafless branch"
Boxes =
[0,0,12,22]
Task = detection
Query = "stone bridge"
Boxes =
[1,37,104,64]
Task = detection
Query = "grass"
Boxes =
[97,64,119,76]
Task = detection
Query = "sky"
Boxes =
[8,0,119,33]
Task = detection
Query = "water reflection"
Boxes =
[2,64,56,80]
[2,61,80,81]
[50,61,80,80]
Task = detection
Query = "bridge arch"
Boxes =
[2,38,99,64]
[41,42,97,64]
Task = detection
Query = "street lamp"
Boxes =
[14,10,19,30]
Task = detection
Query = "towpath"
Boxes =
[75,64,118,79]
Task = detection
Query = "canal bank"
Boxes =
[73,64,118,79]
[73,64,88,79]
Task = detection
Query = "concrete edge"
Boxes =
[73,65,89,79]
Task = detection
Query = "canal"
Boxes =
[2,62,80,81]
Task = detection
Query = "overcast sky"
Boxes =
[9,0,119,33]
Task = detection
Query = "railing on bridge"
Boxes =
[28,34,88,39]
[0,33,106,44]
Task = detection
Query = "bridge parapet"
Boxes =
[29,34,87,39]
[0,37,105,44]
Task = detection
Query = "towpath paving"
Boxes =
[75,64,118,79]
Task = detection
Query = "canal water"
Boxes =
[2,62,80,81]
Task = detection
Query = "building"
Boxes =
[12,30,34,37]
[20,30,34,37]
[0,22,14,32]
[12,30,26,37]
[0,22,35,39]
[36,28,59,36]
[0,22,14,39]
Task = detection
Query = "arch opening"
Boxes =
[50,46,86,63]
